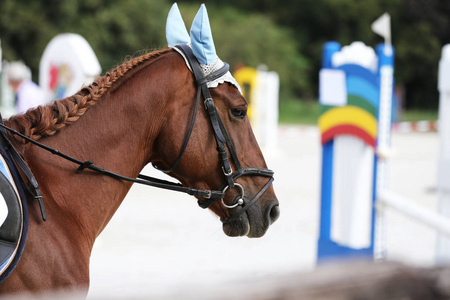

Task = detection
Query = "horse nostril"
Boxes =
[268,204,280,224]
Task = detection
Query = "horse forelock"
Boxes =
[5,48,173,145]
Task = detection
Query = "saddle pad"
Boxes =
[0,154,23,274]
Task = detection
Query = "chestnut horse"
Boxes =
[0,48,279,296]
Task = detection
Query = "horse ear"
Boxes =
[166,3,190,47]
[190,4,217,65]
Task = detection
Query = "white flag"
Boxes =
[371,13,391,40]
[371,12,392,56]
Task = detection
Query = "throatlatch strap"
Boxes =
[154,87,202,173]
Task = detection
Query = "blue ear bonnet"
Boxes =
[166,3,190,47]
[189,4,217,65]
[165,3,241,93]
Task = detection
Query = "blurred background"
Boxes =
[0,0,447,122]
[1,0,449,298]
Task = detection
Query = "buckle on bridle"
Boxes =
[222,166,232,176]
[204,97,213,109]
[204,190,212,199]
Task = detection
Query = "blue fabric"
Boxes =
[166,3,190,47]
[0,157,13,184]
[190,4,217,65]
[0,256,12,274]
[0,156,14,273]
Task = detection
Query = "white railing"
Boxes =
[377,190,450,238]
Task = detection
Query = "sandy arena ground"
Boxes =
[88,125,441,299]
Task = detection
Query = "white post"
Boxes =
[374,44,394,260]
[258,69,279,156]
[436,44,450,264]
[252,67,279,156]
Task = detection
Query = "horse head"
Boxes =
[152,4,279,237]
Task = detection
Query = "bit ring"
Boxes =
[221,183,245,209]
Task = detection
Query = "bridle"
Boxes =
[160,45,274,223]
[0,45,274,224]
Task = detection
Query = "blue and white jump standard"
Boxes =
[317,41,395,261]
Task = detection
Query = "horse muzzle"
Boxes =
[221,197,279,238]
[220,177,279,238]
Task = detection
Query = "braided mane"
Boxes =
[6,48,172,144]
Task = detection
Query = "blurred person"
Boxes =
[7,61,46,114]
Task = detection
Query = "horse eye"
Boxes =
[231,108,246,119]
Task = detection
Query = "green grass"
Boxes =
[278,99,319,125]
[399,109,438,122]
[278,99,438,125]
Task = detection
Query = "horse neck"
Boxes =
[16,50,185,242]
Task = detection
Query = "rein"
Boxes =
[0,46,274,224]
[0,122,224,212]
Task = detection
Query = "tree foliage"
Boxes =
[0,0,169,78]
[177,4,311,97]
[1,0,449,109]
[201,0,450,109]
